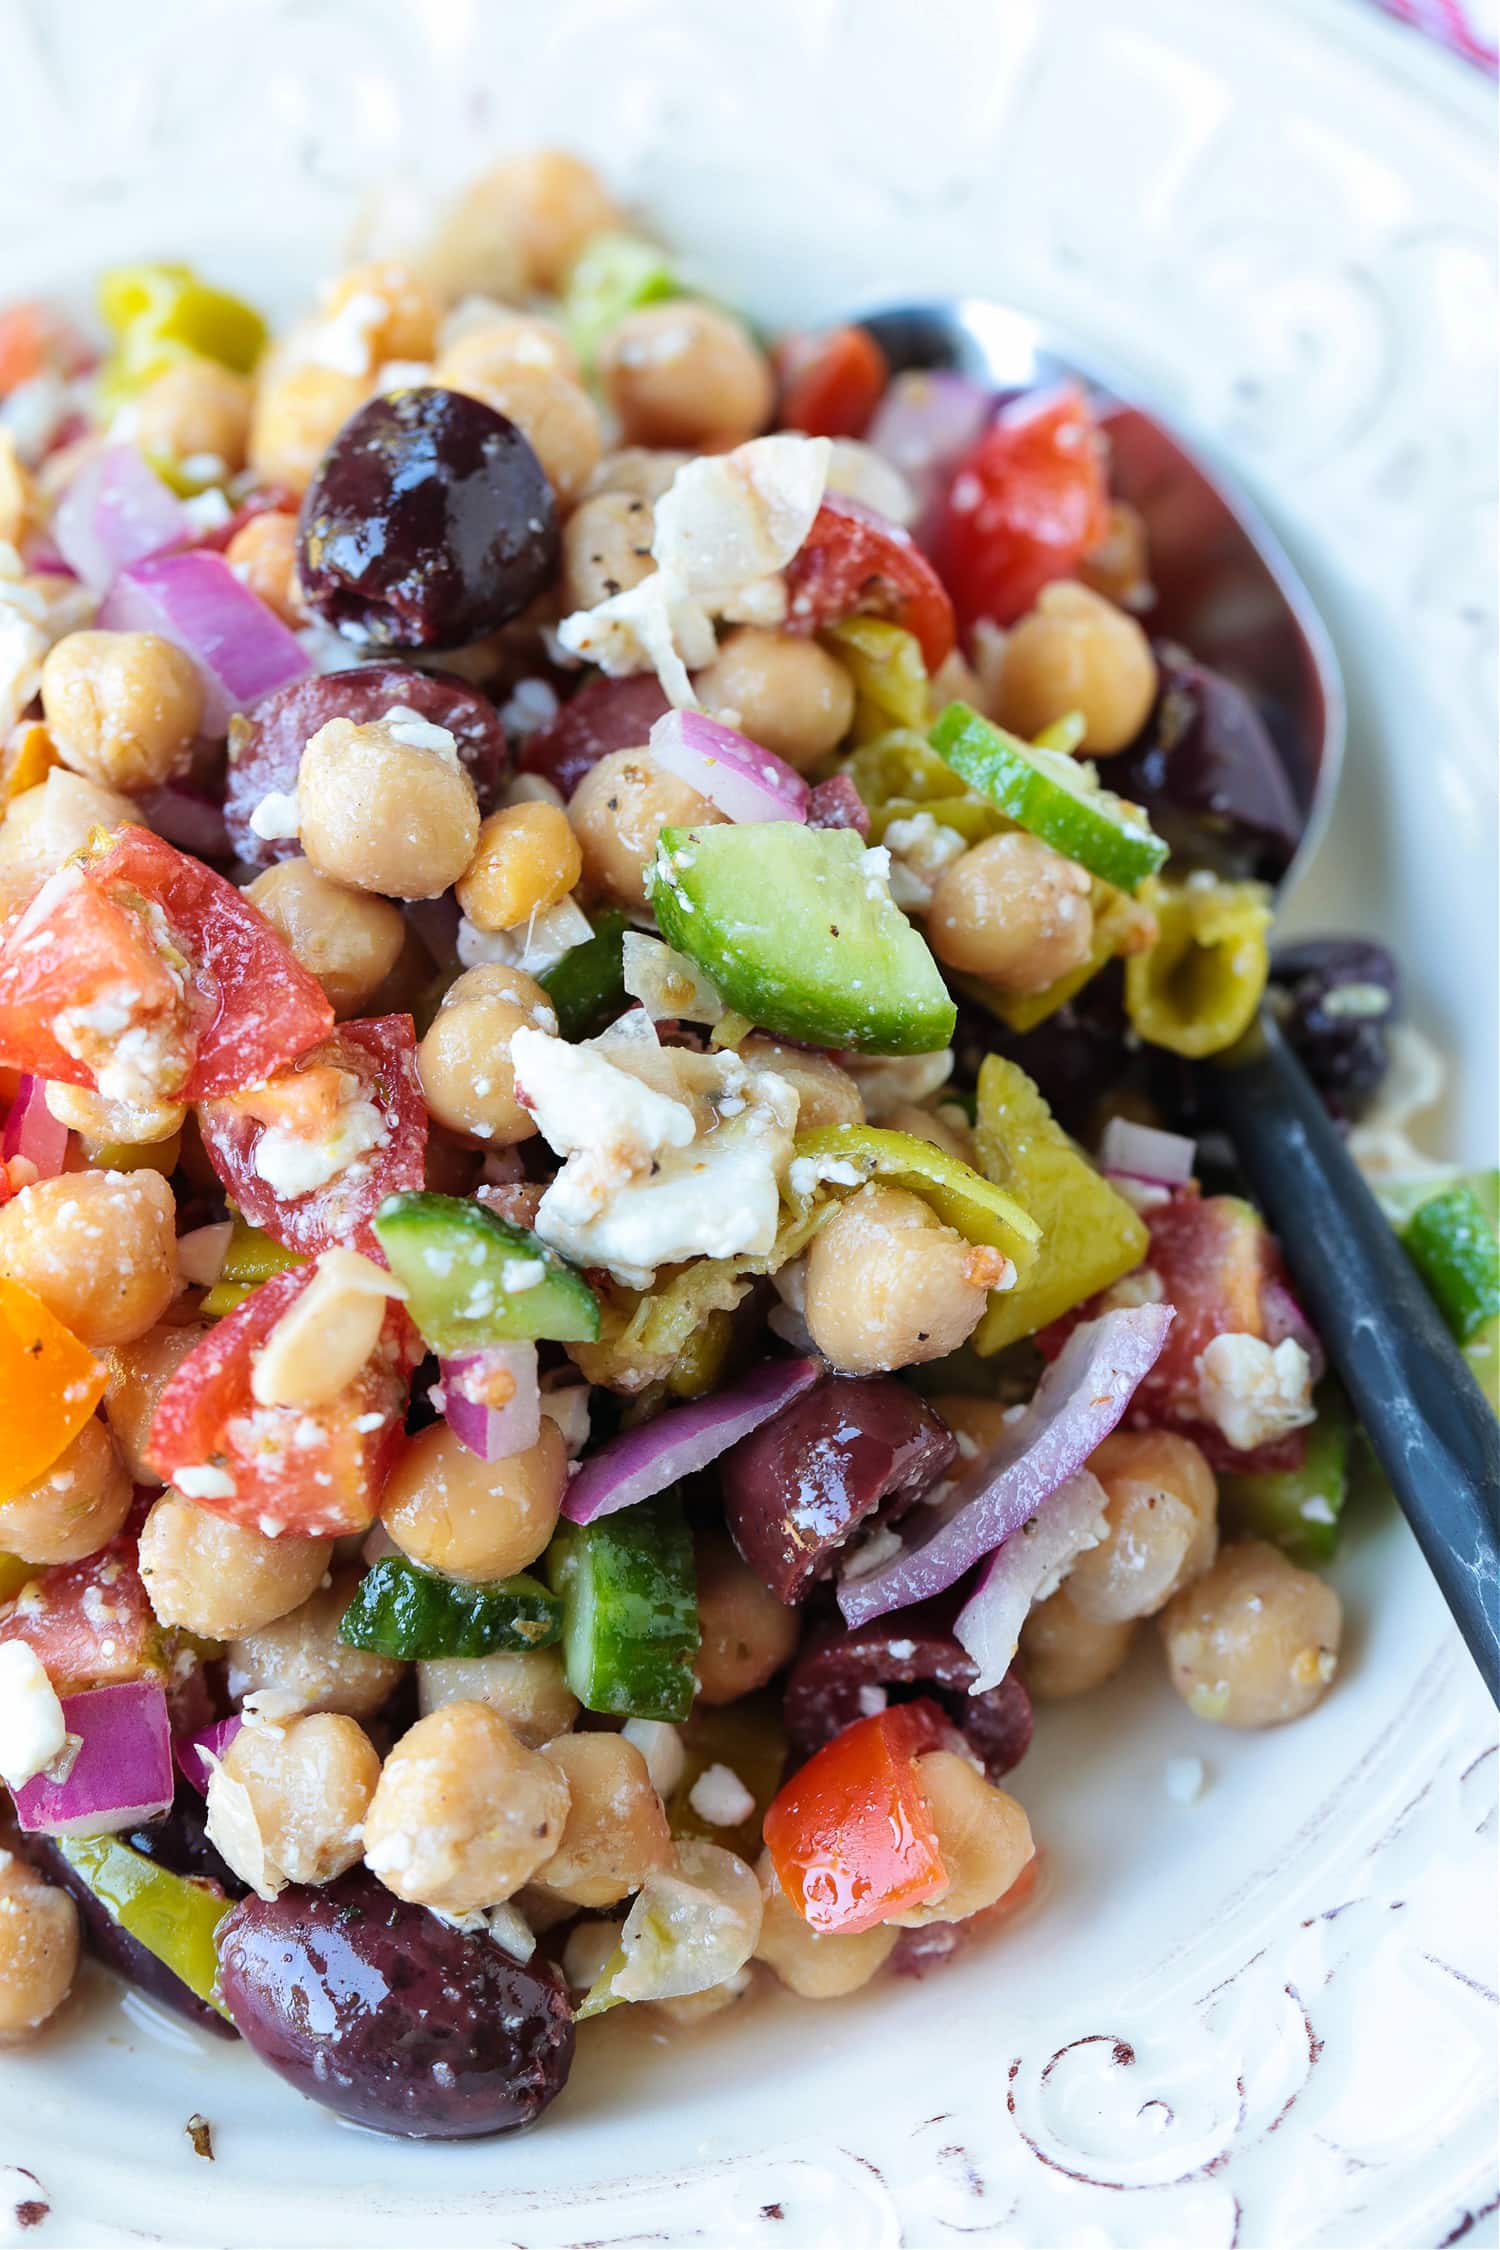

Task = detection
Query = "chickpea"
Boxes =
[693,628,855,772]
[321,260,439,367]
[0,1169,177,1346]
[803,1184,1002,1374]
[1160,1539,1342,1728]
[104,1321,206,1482]
[568,748,722,912]
[44,1080,185,1151]
[0,768,136,921]
[363,1701,571,1913]
[694,1532,800,1704]
[138,1491,331,1641]
[0,1852,79,2042]
[227,1567,404,1721]
[248,355,366,493]
[132,358,252,473]
[994,581,1157,756]
[244,858,404,1017]
[224,511,305,627]
[1066,1429,1218,1624]
[600,303,773,451]
[928,831,1094,993]
[41,630,202,795]
[0,1415,132,1566]
[417,964,556,1146]
[417,1646,578,1746]
[439,310,581,386]
[560,489,657,613]
[297,714,480,899]
[210,1714,380,1895]
[456,802,582,933]
[754,1852,898,1998]
[427,151,622,300]
[382,1418,565,1584]
[443,357,602,506]
[890,1753,1034,1926]
[587,446,689,505]
[1020,1585,1137,1699]
[530,1733,673,1908]
[739,1038,863,1130]
[0,432,35,549]
[880,1099,973,1163]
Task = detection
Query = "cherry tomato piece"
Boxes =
[933,389,1111,631]
[763,1697,950,1935]
[0,1531,165,1692]
[776,325,889,440]
[784,495,956,672]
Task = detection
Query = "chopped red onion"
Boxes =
[99,550,309,734]
[866,370,992,527]
[12,1679,174,1836]
[441,1343,541,1462]
[649,709,810,825]
[562,1355,822,1525]
[2,1074,69,1182]
[954,1469,1110,1691]
[806,773,871,836]
[836,1305,1174,1627]
[135,782,232,860]
[174,1714,243,1797]
[52,444,192,592]
[1261,1275,1327,1385]
[1098,1117,1196,1186]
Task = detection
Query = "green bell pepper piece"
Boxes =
[537,907,629,1040]
[1220,1384,1353,1563]
[545,1493,699,1722]
[1401,1183,1500,1347]
[931,701,1168,894]
[338,1555,561,1659]
[787,1121,1040,1270]
[564,231,679,368]
[56,1833,233,2019]
[374,1191,600,1353]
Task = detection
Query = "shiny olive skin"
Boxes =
[1269,936,1398,1118]
[720,1375,957,1603]
[1107,645,1303,883]
[783,1604,1033,1781]
[218,1867,575,2137]
[520,671,671,799]
[297,388,559,651]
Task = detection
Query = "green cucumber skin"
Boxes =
[930,702,1168,894]
[547,1496,699,1723]
[1221,1387,1351,1564]
[374,1190,600,1352]
[648,823,956,1056]
[337,1556,561,1660]
[1401,1184,1500,1346]
[539,909,630,1040]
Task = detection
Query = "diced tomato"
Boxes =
[197,1014,427,1258]
[932,388,1111,632]
[763,1697,950,1935]
[0,301,93,397]
[0,1531,166,1692]
[0,1275,108,1503]
[0,826,332,1102]
[785,495,956,673]
[145,1266,419,1538]
[521,673,673,800]
[776,325,889,440]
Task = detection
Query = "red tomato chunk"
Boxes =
[762,1698,950,1936]
[933,388,1110,632]
[784,495,956,672]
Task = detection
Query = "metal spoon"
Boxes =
[853,297,1500,1702]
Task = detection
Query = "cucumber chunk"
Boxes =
[544,1494,699,1722]
[930,701,1168,894]
[538,907,630,1041]
[374,1191,599,1352]
[1220,1384,1352,1564]
[337,1555,561,1659]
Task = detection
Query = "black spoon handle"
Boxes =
[1207,1012,1500,1704]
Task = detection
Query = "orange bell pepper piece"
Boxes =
[0,1275,107,1503]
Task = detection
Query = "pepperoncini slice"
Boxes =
[1123,876,1272,1057]
[786,1122,1040,1271]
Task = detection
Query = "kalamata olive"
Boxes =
[1108,646,1302,881]
[225,663,509,865]
[720,1375,957,1603]
[520,671,671,799]
[298,388,559,652]
[218,1867,574,2138]
[957,964,1137,1141]
[783,1603,1033,1781]
[1269,935,1399,1119]
[125,1779,246,1895]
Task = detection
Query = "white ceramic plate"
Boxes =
[0,1,1495,2243]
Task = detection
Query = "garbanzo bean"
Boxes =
[739,1038,864,1130]
[244,858,405,1017]
[382,1418,566,1584]
[889,1752,1034,1926]
[321,260,439,368]
[0,1169,177,1346]
[1160,1539,1342,1728]
[41,630,203,794]
[560,488,657,613]
[1078,502,1152,612]
[530,1733,674,1907]
[1019,1585,1137,1699]
[362,1701,571,1913]
[248,354,366,493]
[995,580,1157,755]
[803,1184,1004,1374]
[0,1415,132,1566]
[223,511,305,627]
[0,1852,79,2042]
[456,802,582,933]
[132,358,252,473]
[694,1532,800,1704]
[600,303,772,451]
[298,714,480,899]
[426,151,623,301]
[568,748,722,912]
[417,964,556,1145]
[754,1851,899,1997]
[227,1567,404,1722]
[211,1714,381,1895]
[43,1080,185,1151]
[439,311,580,386]
[440,352,602,505]
[928,831,1094,993]
[416,1646,579,1745]
[104,1321,206,1482]
[693,628,855,772]
[138,1491,331,1641]
[587,446,688,505]
[1066,1429,1217,1624]
[0,768,136,921]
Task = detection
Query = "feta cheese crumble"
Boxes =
[687,1763,756,1829]
[1194,1334,1317,1453]
[248,787,301,842]
[0,1641,67,1791]
[883,811,968,911]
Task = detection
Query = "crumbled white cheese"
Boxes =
[824,437,917,526]
[0,541,96,733]
[0,1641,66,1790]
[1194,1334,1317,1453]
[0,372,71,465]
[651,433,830,594]
[787,1153,863,1199]
[622,1718,685,1800]
[856,1684,889,1718]
[251,1076,389,1201]
[381,704,460,761]
[498,677,559,740]
[539,1379,591,1458]
[248,787,301,843]
[299,288,389,378]
[483,1901,536,1963]
[174,1464,238,1501]
[1165,1755,1206,1805]
[180,488,233,535]
[883,811,968,911]
[555,568,716,707]
[456,894,592,978]
[1300,1494,1338,1525]
[687,1763,756,1829]
[841,1523,906,1580]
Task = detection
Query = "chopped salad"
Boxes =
[0,148,1494,2140]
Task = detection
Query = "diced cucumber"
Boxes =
[647,822,956,1055]
[1401,1182,1500,1347]
[563,232,679,368]
[544,1493,699,1722]
[1220,1384,1352,1564]
[337,1555,560,1660]
[538,907,629,1040]
[373,1191,599,1352]
[930,701,1168,894]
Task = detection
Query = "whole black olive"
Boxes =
[521,671,672,798]
[783,1604,1033,1781]
[958,963,1137,1141]
[1109,646,1302,881]
[1268,935,1399,1119]
[297,388,559,651]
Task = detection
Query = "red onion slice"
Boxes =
[2,1074,69,1182]
[99,550,309,734]
[836,1304,1174,1627]
[866,369,992,529]
[806,773,871,836]
[441,1343,541,1462]
[12,1679,174,1836]
[1098,1117,1196,1186]
[563,1355,822,1526]
[954,1469,1110,1691]
[649,709,810,825]
[174,1713,243,1797]
[52,444,192,592]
